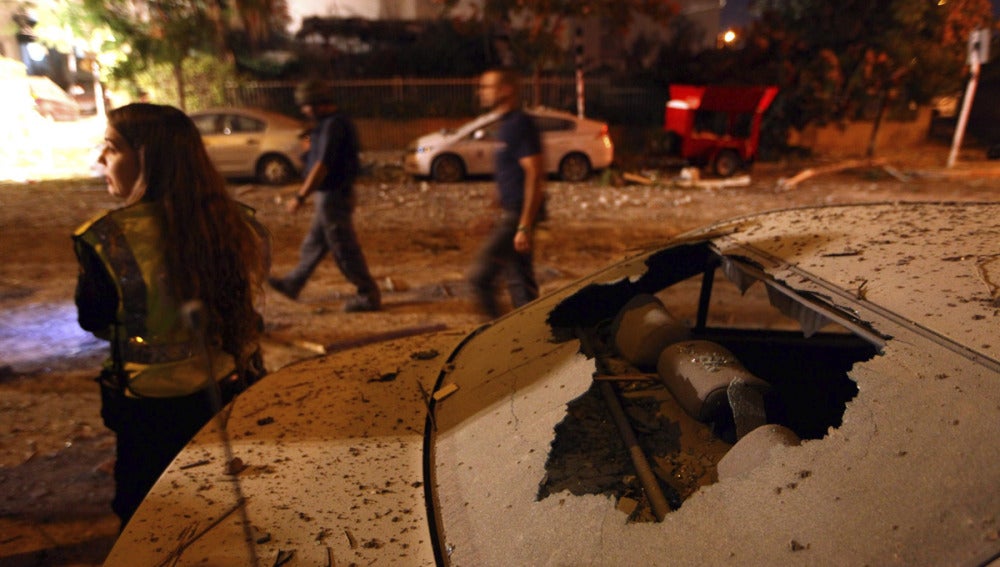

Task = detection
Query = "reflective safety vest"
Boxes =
[73,202,239,398]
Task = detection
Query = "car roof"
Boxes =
[699,201,998,363]
[189,107,306,128]
[104,330,462,566]
[527,106,608,128]
[26,76,76,103]
[432,201,1000,566]
[105,202,1000,566]
[459,106,604,132]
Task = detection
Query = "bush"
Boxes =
[127,53,242,111]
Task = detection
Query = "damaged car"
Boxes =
[104,202,1000,566]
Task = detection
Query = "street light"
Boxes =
[719,29,737,49]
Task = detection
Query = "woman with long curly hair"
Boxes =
[73,103,270,529]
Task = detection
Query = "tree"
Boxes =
[440,0,678,75]
[231,0,291,54]
[31,0,291,110]
[30,0,126,102]
[746,0,993,155]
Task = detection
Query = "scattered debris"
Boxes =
[622,172,654,185]
[882,164,911,182]
[264,333,327,355]
[673,173,752,189]
[179,459,211,470]
[432,383,459,401]
[273,549,295,566]
[616,496,639,516]
[345,528,358,549]
[225,457,247,475]
[975,256,999,304]
[157,498,249,566]
[383,276,408,292]
[410,349,440,360]
[417,382,438,431]
[291,340,327,355]
[678,167,700,183]
[776,158,887,190]
[370,371,398,383]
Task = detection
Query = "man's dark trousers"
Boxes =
[282,190,379,300]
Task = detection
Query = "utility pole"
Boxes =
[948,29,990,168]
[575,24,584,118]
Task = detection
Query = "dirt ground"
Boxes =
[1,143,997,566]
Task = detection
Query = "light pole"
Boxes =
[575,24,584,118]
[947,29,990,168]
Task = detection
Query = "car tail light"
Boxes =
[599,125,612,148]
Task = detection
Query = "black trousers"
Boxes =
[468,211,539,318]
[100,383,216,529]
[283,190,379,298]
[98,358,262,530]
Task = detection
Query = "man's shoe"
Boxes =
[344,295,380,313]
[268,277,300,301]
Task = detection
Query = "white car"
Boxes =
[105,202,999,566]
[27,76,81,121]
[404,107,614,182]
[189,107,307,185]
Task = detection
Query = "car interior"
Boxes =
[542,240,881,519]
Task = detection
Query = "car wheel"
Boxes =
[431,155,465,183]
[559,153,591,182]
[712,150,742,178]
[256,155,296,185]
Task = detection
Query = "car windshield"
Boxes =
[439,239,881,525]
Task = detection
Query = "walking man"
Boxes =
[269,79,381,312]
[468,68,546,319]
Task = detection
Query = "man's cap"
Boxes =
[294,79,335,106]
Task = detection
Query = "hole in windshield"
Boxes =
[541,244,878,522]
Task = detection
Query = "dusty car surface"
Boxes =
[189,107,306,185]
[404,106,614,182]
[104,202,999,566]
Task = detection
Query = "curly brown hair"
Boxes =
[107,103,268,368]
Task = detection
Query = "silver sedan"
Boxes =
[190,107,307,185]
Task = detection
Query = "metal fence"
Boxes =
[225,76,666,123]
[225,76,666,151]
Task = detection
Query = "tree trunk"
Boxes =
[174,60,186,111]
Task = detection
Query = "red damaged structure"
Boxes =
[664,84,778,177]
